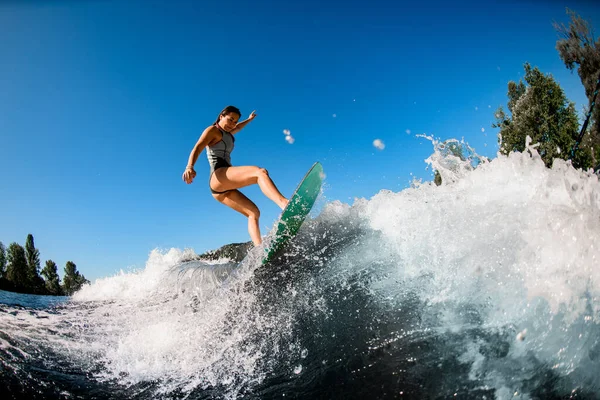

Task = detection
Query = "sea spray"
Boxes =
[1,137,599,399]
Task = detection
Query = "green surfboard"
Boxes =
[262,162,323,265]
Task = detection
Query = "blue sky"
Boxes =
[1,0,598,281]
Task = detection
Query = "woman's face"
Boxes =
[219,112,240,132]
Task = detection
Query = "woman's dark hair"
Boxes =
[214,105,241,124]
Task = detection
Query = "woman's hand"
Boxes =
[249,110,257,120]
[182,166,196,184]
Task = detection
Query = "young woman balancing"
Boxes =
[182,106,289,246]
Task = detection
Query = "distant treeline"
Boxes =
[0,234,89,296]
[435,9,600,186]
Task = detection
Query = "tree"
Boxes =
[6,243,29,292]
[0,241,6,280]
[25,234,45,293]
[25,234,41,276]
[554,9,600,166]
[493,63,592,169]
[62,261,89,296]
[41,260,62,295]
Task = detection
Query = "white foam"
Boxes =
[6,136,598,397]
[356,136,600,391]
[72,248,195,302]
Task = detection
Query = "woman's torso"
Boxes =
[206,124,235,172]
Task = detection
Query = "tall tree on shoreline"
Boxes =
[25,234,45,293]
[41,260,63,295]
[0,242,6,280]
[6,243,29,292]
[553,9,600,166]
[62,261,89,296]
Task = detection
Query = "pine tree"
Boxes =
[493,63,592,169]
[62,261,89,296]
[554,9,600,166]
[25,234,44,293]
[0,241,6,280]
[41,260,63,295]
[6,243,29,292]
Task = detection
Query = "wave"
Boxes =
[1,138,599,399]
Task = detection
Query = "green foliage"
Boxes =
[25,234,41,275]
[41,260,63,296]
[62,261,89,296]
[6,243,29,292]
[554,9,600,166]
[25,234,45,294]
[493,63,592,169]
[0,242,6,279]
[0,234,86,296]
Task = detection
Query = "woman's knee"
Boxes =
[248,205,260,220]
[255,167,269,179]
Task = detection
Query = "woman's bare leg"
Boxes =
[212,166,288,210]
[213,190,262,245]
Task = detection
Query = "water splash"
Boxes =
[1,136,599,399]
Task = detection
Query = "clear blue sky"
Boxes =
[1,0,598,281]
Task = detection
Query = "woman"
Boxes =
[182,106,288,246]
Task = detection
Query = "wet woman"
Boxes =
[182,106,288,246]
